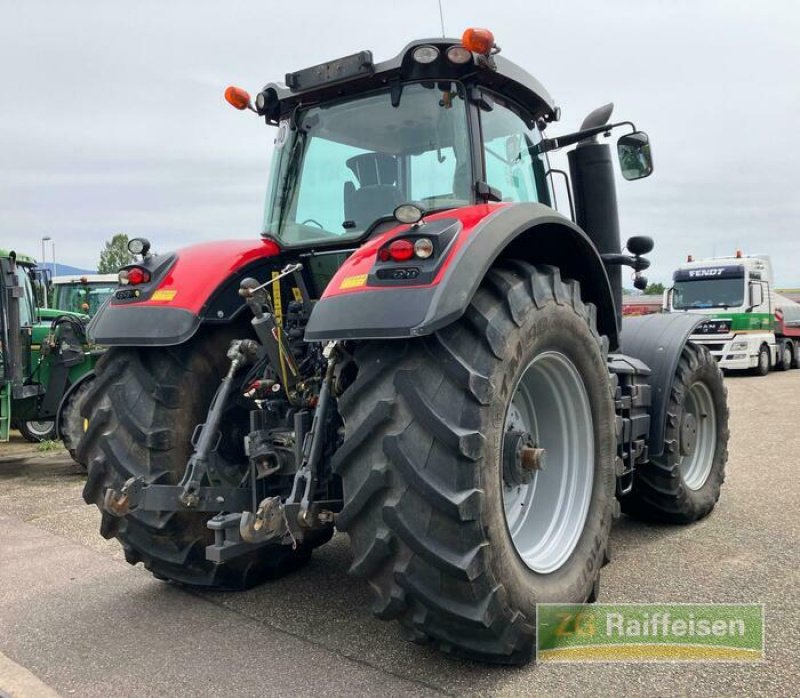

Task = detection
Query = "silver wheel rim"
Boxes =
[25,421,55,439]
[502,351,594,574]
[679,382,717,491]
[784,347,792,366]
[760,350,769,372]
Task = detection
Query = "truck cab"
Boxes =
[665,253,776,372]
[51,274,118,317]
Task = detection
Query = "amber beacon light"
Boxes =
[461,27,495,56]
[224,85,253,111]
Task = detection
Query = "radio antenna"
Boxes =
[437,0,446,38]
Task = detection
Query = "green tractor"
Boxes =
[0,248,102,466]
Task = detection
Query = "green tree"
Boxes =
[644,282,665,295]
[97,233,135,273]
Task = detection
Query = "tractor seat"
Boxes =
[344,182,404,230]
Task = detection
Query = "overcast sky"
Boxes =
[1,0,798,285]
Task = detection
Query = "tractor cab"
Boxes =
[239,33,652,250]
[222,30,654,333]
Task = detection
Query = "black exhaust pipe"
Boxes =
[567,103,622,328]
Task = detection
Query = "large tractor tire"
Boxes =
[333,263,616,664]
[79,331,324,589]
[61,378,94,470]
[621,343,728,524]
[18,419,56,442]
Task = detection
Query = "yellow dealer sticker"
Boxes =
[151,289,177,302]
[339,274,368,290]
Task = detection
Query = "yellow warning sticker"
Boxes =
[271,271,283,323]
[291,287,303,302]
[339,274,368,290]
[151,289,177,302]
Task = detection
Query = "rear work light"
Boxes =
[119,267,151,285]
[446,45,472,64]
[412,45,440,64]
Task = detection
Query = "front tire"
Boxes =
[79,331,322,589]
[753,344,770,376]
[18,420,56,442]
[334,263,616,664]
[622,343,728,524]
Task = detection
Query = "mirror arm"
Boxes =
[535,120,638,154]
[601,253,650,273]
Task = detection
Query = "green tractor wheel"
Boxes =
[18,420,56,442]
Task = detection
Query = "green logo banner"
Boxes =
[536,603,764,662]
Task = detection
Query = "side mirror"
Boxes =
[626,235,654,256]
[748,282,763,310]
[617,131,653,181]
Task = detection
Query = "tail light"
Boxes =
[119,267,151,285]
[379,237,435,263]
[387,239,414,262]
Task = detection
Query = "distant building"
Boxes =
[622,294,662,316]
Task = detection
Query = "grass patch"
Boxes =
[36,439,61,452]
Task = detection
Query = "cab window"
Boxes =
[18,269,35,327]
[480,98,550,205]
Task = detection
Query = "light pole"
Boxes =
[41,235,52,306]
[41,236,51,269]
[52,241,57,277]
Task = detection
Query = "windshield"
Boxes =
[53,282,116,316]
[263,82,473,246]
[673,278,745,309]
[18,268,35,326]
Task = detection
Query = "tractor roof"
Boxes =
[257,38,558,127]
[0,248,36,267]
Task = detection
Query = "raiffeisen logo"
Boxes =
[537,603,764,662]
[688,268,725,278]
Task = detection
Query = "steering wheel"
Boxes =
[302,219,324,229]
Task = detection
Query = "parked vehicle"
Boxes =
[79,29,728,664]
[0,249,101,465]
[51,274,118,318]
[665,252,800,374]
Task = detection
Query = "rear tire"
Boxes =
[61,379,94,470]
[79,331,323,589]
[778,343,793,371]
[334,263,616,664]
[622,343,728,524]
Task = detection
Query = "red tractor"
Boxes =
[80,29,728,664]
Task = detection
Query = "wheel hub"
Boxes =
[680,412,698,456]
[501,351,594,575]
[502,431,541,486]
[679,381,717,491]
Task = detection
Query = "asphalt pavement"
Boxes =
[1,371,798,697]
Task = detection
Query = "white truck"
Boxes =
[665,252,800,374]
